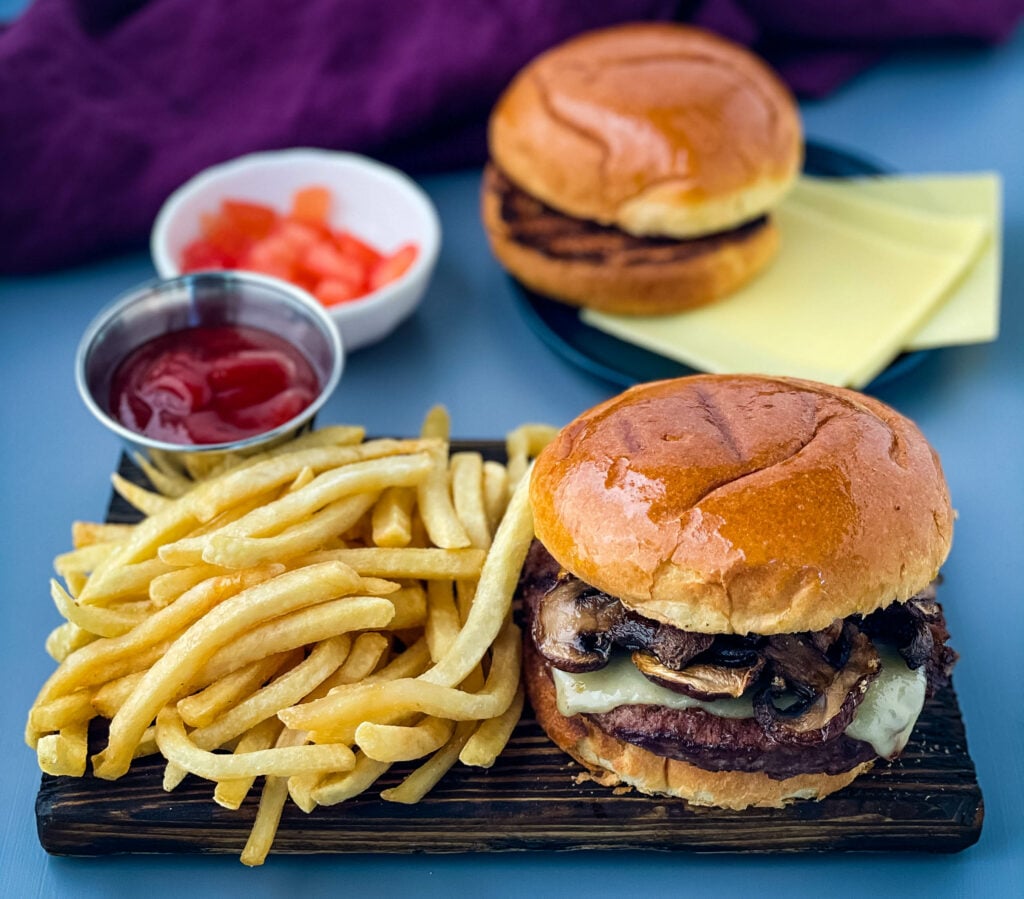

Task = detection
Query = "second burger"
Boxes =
[482,23,802,315]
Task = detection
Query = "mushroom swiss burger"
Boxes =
[482,23,802,314]
[520,375,957,808]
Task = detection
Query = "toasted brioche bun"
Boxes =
[530,375,954,635]
[524,640,873,809]
[489,23,802,239]
[480,164,780,315]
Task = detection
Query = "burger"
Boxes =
[520,375,958,808]
[482,23,803,315]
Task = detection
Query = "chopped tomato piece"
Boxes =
[178,186,420,310]
[314,278,364,306]
[276,219,325,253]
[221,200,277,241]
[301,241,367,287]
[291,186,332,225]
[242,236,297,281]
[335,230,383,269]
[369,243,418,291]
[181,239,233,272]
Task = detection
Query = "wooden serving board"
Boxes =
[35,445,984,856]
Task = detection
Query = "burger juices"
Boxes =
[482,23,803,315]
[520,375,957,808]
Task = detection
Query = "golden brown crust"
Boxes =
[530,375,954,635]
[524,640,873,809]
[480,165,779,314]
[488,23,802,239]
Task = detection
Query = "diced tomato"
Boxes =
[368,243,418,291]
[200,212,252,261]
[242,236,298,281]
[334,230,383,270]
[290,186,332,225]
[221,200,277,241]
[275,219,325,253]
[314,278,364,306]
[301,241,367,287]
[181,238,234,272]
[178,186,420,311]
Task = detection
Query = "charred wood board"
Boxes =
[35,445,984,856]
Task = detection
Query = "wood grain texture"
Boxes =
[35,445,983,857]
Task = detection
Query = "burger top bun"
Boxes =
[529,375,954,636]
[488,23,802,240]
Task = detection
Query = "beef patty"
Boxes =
[484,163,770,266]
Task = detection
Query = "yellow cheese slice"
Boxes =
[582,177,989,388]
[838,174,1001,349]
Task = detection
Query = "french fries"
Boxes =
[27,408,554,866]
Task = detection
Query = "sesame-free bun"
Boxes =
[488,23,802,240]
[524,641,873,809]
[529,375,954,636]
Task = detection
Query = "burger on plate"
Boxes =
[482,23,802,315]
[520,375,958,808]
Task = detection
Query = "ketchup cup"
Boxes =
[76,271,344,466]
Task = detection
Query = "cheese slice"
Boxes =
[837,174,1002,350]
[582,175,991,388]
[552,646,926,760]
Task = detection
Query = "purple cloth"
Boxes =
[0,0,1020,273]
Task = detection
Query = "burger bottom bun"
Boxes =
[481,165,779,315]
[525,642,873,809]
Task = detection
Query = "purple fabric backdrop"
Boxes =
[0,0,1020,273]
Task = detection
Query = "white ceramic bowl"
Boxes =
[151,148,441,351]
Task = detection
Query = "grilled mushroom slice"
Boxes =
[532,574,714,672]
[754,623,880,744]
[633,652,765,700]
[531,578,620,672]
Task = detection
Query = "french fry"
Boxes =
[44,621,97,662]
[28,689,95,735]
[50,579,146,639]
[201,493,378,569]
[482,461,509,535]
[91,671,147,718]
[420,470,533,688]
[189,439,432,524]
[189,636,351,751]
[303,547,486,581]
[356,716,455,763]
[35,565,284,707]
[111,472,173,516]
[459,684,525,768]
[195,596,395,688]
[177,650,300,729]
[310,753,390,807]
[371,487,416,547]
[29,414,545,864]
[450,451,490,550]
[416,443,471,549]
[36,719,90,777]
[94,562,363,780]
[279,620,520,739]
[213,717,284,810]
[156,706,355,779]
[72,521,133,549]
[419,404,450,441]
[380,720,476,804]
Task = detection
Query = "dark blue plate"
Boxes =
[511,140,929,392]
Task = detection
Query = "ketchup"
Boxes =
[109,325,319,445]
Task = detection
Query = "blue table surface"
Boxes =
[1,20,1022,899]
